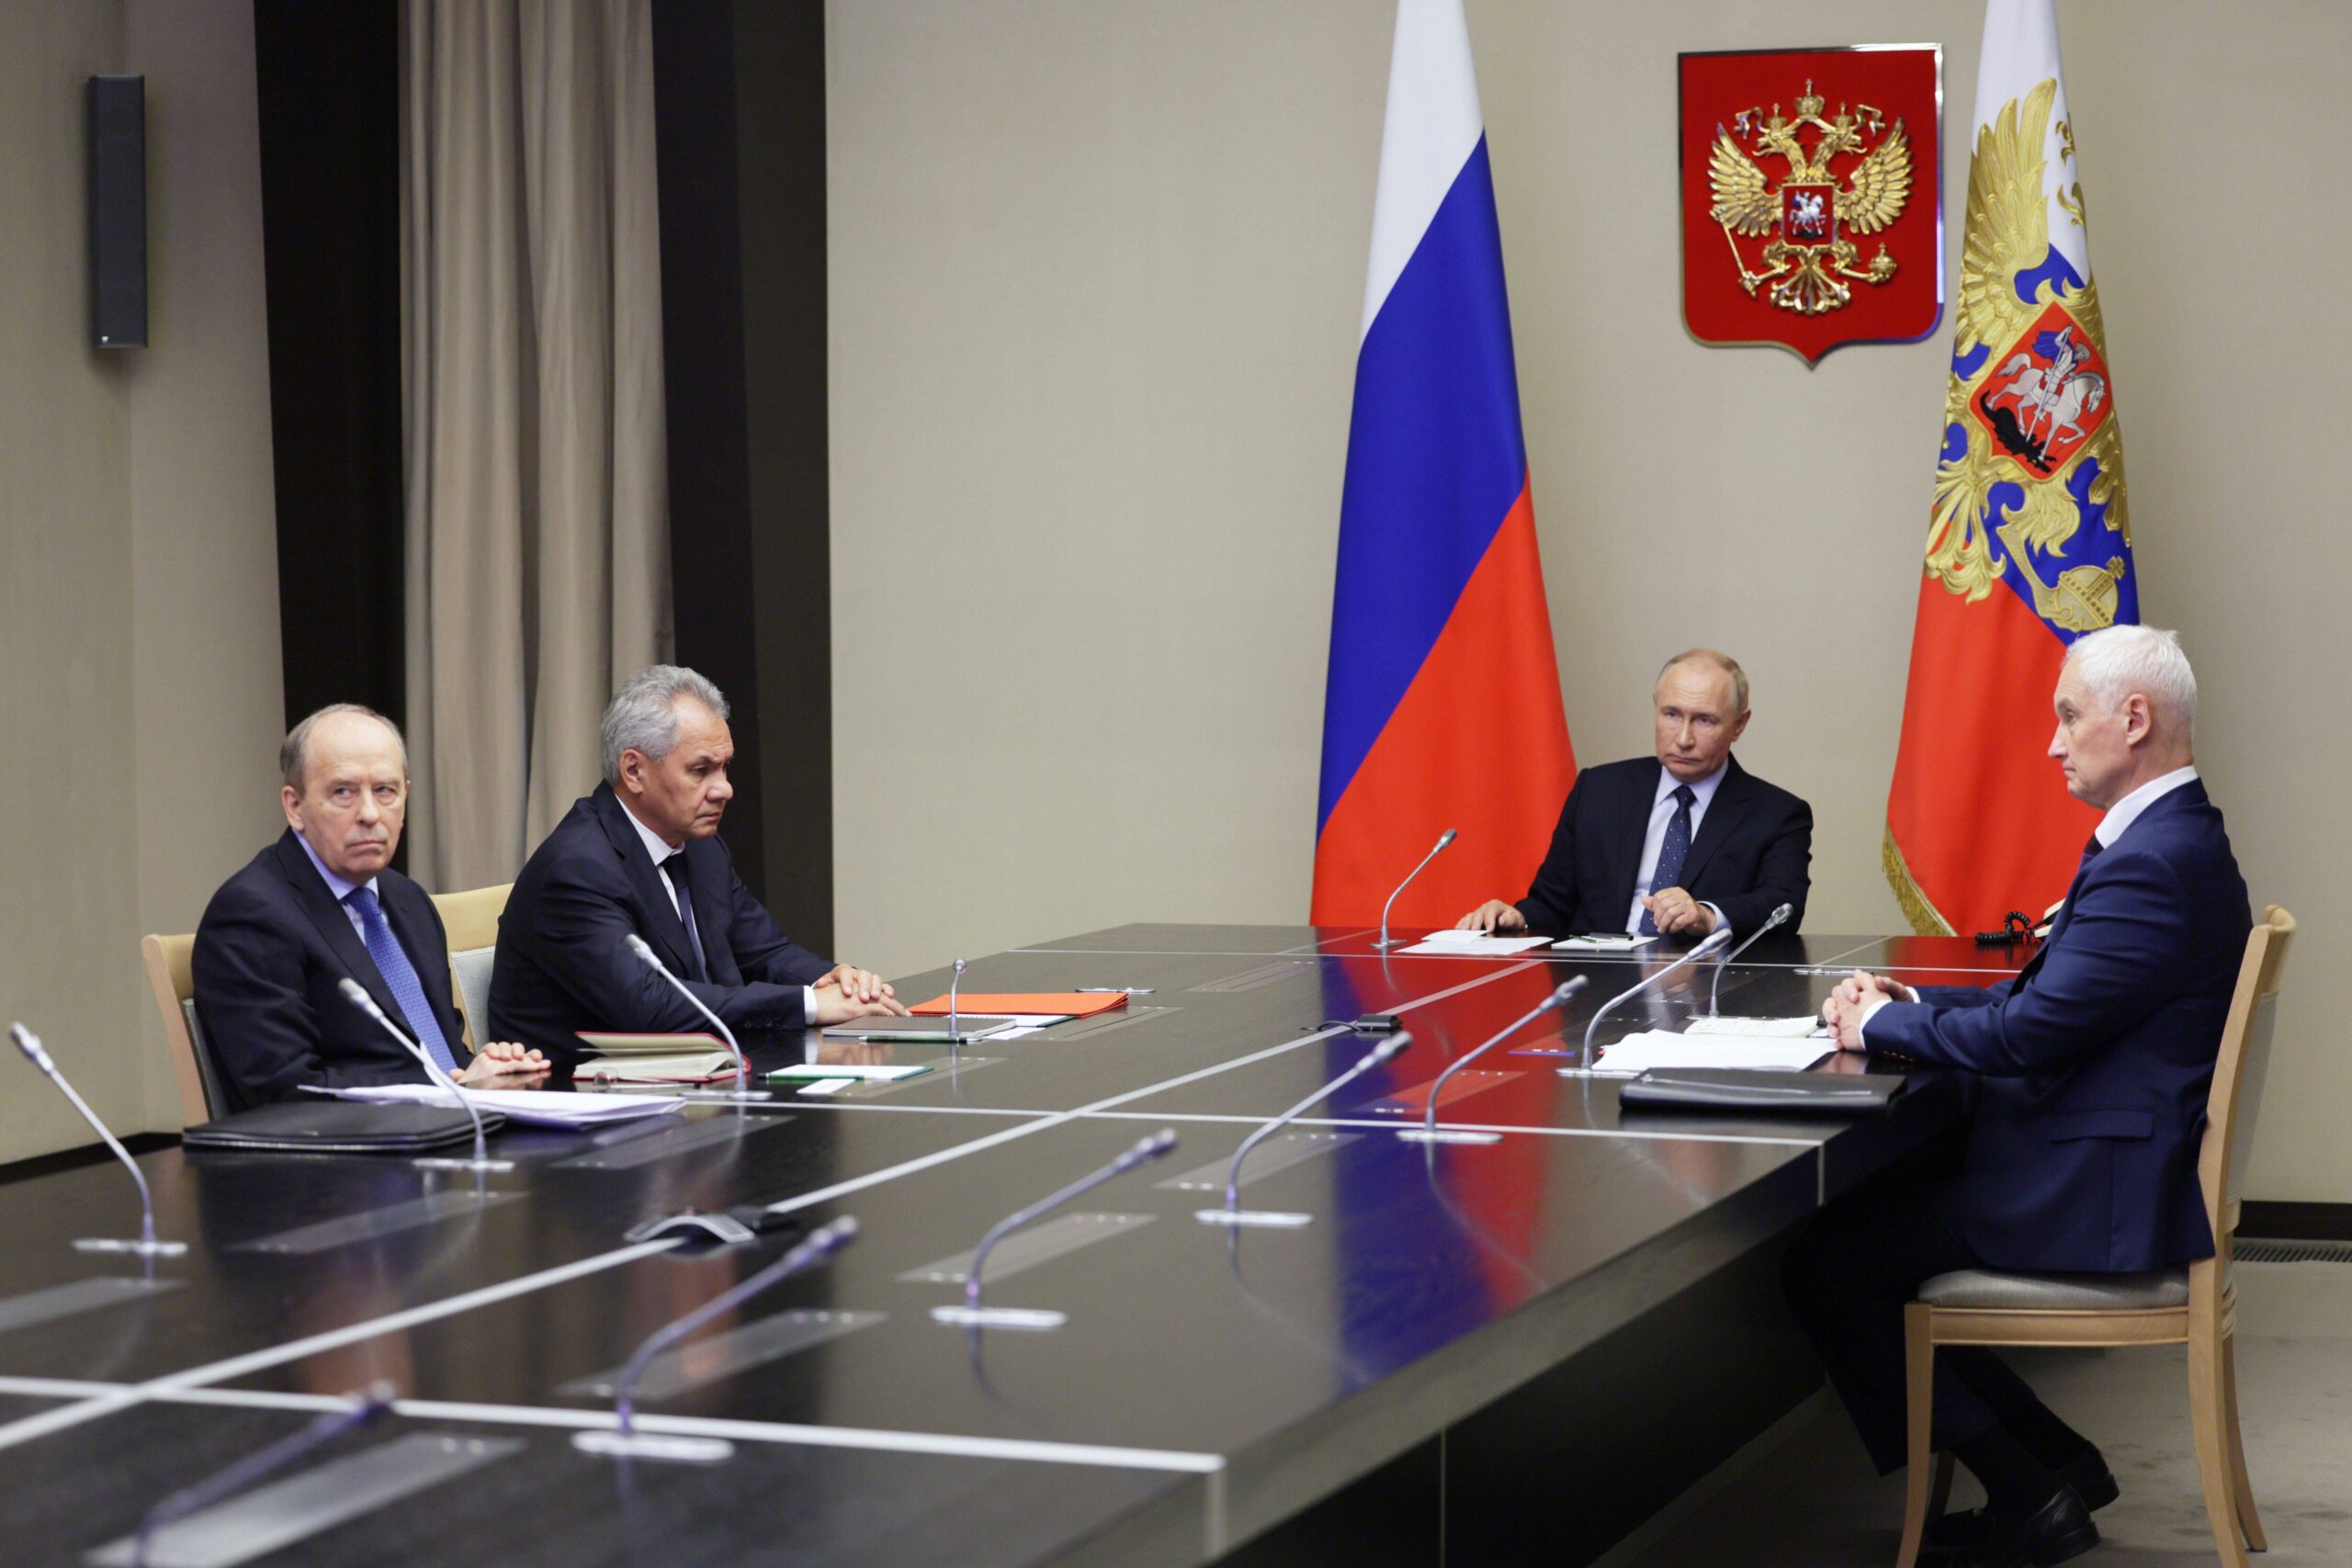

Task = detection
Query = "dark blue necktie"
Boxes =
[663,853,709,981]
[345,886,458,1073]
[1637,784,1698,936]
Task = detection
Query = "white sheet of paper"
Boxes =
[1398,934,1551,955]
[1550,934,1657,952]
[1681,1016,1824,1038]
[305,1083,685,1127]
[1590,1031,1833,1076]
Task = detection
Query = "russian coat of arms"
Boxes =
[1679,48,1942,364]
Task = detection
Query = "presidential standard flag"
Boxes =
[1310,0,1575,927]
[1884,0,2137,936]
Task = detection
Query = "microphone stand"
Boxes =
[947,955,967,1052]
[1374,829,1457,950]
[1707,903,1793,1015]
[621,933,765,1102]
[930,1131,1178,1329]
[1196,1033,1413,1227]
[130,1383,395,1568]
[573,1217,860,1462]
[10,1024,187,1257]
[1397,979,1585,1145]
[1556,928,1732,1074]
[337,980,513,1174]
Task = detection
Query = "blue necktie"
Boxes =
[1637,785,1699,936]
[663,853,710,982]
[345,886,458,1074]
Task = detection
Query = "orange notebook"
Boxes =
[908,991,1127,1019]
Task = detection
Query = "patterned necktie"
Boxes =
[1637,784,1699,936]
[663,853,709,981]
[344,886,458,1073]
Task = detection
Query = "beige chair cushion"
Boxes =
[1919,1268,2189,1312]
[449,946,496,1050]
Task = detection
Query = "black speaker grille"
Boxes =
[88,74,147,348]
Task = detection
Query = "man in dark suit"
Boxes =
[193,705,548,1112]
[1456,649,1811,938]
[487,666,905,1061]
[1787,625,2247,1568]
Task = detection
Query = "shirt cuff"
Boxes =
[803,985,818,1023]
[1702,902,1729,937]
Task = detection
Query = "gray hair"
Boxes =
[1658,648,1749,715]
[2064,625,2197,740]
[280,704,407,791]
[602,665,730,784]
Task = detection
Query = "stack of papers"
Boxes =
[1682,1016,1823,1038]
[1398,931,1553,956]
[575,1050,742,1084]
[1590,1031,1833,1076]
[306,1083,685,1128]
[1550,934,1657,953]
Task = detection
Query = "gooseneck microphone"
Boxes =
[10,1023,187,1258]
[1198,1032,1414,1227]
[1707,902,1795,1014]
[622,932,752,1084]
[947,956,967,1046]
[1374,829,1458,950]
[1400,979,1586,1145]
[337,979,512,1173]
[129,1382,395,1568]
[574,1217,860,1462]
[1571,927,1733,1072]
[932,1131,1178,1329]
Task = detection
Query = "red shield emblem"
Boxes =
[1970,302,2114,475]
[1679,46,1943,365]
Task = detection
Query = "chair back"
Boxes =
[429,883,512,1050]
[2197,905,2295,1247]
[141,932,227,1126]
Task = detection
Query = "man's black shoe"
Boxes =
[1949,1483,2098,1568]
[1923,1451,2117,1555]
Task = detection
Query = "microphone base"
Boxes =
[571,1428,735,1463]
[72,1236,188,1257]
[1506,1045,1577,1058]
[412,1156,516,1174]
[1396,1128,1502,1145]
[1556,1067,1630,1079]
[930,1304,1067,1330]
[1193,1208,1314,1228]
[1371,938,1409,951]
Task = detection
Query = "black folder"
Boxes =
[181,1100,506,1154]
[1619,1067,1905,1114]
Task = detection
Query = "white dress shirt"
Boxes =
[1624,763,1731,935]
[618,800,817,1016]
[293,830,379,941]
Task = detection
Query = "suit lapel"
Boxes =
[1676,757,1753,891]
[683,840,729,983]
[269,831,404,1027]
[1606,761,1662,911]
[591,784,698,979]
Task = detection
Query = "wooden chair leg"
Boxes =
[1895,1303,1937,1568]
[2188,1324,2252,1568]
[2220,1330,2266,1551]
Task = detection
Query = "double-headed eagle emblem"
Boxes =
[1707,82,1913,316]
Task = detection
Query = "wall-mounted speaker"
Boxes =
[88,74,147,349]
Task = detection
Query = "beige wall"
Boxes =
[828,1,2352,1201]
[0,0,283,1165]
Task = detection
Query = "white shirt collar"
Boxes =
[2096,764,2199,848]
[1656,760,1728,810]
[293,829,377,906]
[618,797,684,868]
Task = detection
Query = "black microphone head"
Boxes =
[1769,902,1794,927]
[953,956,967,975]
[1698,927,1735,953]
[1549,977,1588,1006]
[1436,828,1459,849]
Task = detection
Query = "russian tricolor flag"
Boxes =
[1311,0,1575,927]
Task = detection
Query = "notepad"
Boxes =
[1551,934,1658,952]
[1590,1031,1833,1076]
[908,991,1127,1019]
[304,1083,684,1127]
[575,1031,730,1055]
[1397,933,1552,955]
[1682,1016,1824,1038]
[574,1050,742,1084]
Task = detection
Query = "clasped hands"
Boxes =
[812,963,910,1025]
[1819,970,1918,1052]
[1456,888,1718,936]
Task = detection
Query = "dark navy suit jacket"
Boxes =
[191,830,472,1112]
[1514,755,1813,937]
[487,783,831,1060]
[1865,779,2250,1273]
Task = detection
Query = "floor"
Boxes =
[1613,1260,2352,1566]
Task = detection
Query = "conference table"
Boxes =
[0,924,2028,1567]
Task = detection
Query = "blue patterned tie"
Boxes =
[345,886,458,1074]
[1637,785,1699,936]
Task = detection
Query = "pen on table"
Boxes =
[1075,987,1154,994]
